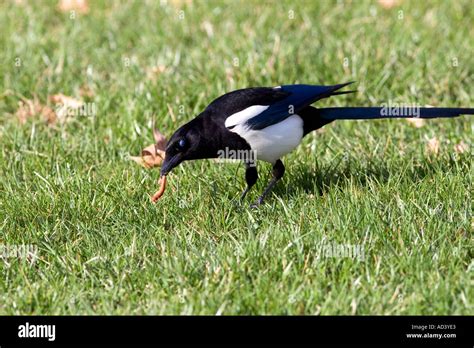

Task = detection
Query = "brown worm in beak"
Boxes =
[151,176,167,203]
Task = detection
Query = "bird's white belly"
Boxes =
[233,114,304,164]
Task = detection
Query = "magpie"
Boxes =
[158,82,473,205]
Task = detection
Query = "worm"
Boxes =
[151,175,167,203]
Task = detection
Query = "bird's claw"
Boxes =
[250,197,264,208]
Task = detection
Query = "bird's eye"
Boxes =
[177,138,187,149]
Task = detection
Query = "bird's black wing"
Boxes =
[205,83,354,131]
[244,83,354,130]
[204,87,290,121]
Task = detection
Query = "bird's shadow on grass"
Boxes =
[279,156,462,199]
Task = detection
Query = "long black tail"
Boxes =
[319,107,474,120]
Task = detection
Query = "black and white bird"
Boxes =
[160,82,473,205]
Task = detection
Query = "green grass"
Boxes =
[0,0,473,315]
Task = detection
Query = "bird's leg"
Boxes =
[240,162,258,201]
[252,159,285,207]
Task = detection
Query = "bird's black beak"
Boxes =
[160,154,182,176]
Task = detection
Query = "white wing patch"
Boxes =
[224,105,269,129]
[230,114,304,164]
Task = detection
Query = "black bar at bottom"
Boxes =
[0,316,472,345]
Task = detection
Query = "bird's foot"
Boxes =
[249,196,264,209]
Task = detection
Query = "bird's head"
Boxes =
[160,119,205,177]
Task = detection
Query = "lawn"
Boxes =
[0,0,472,315]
